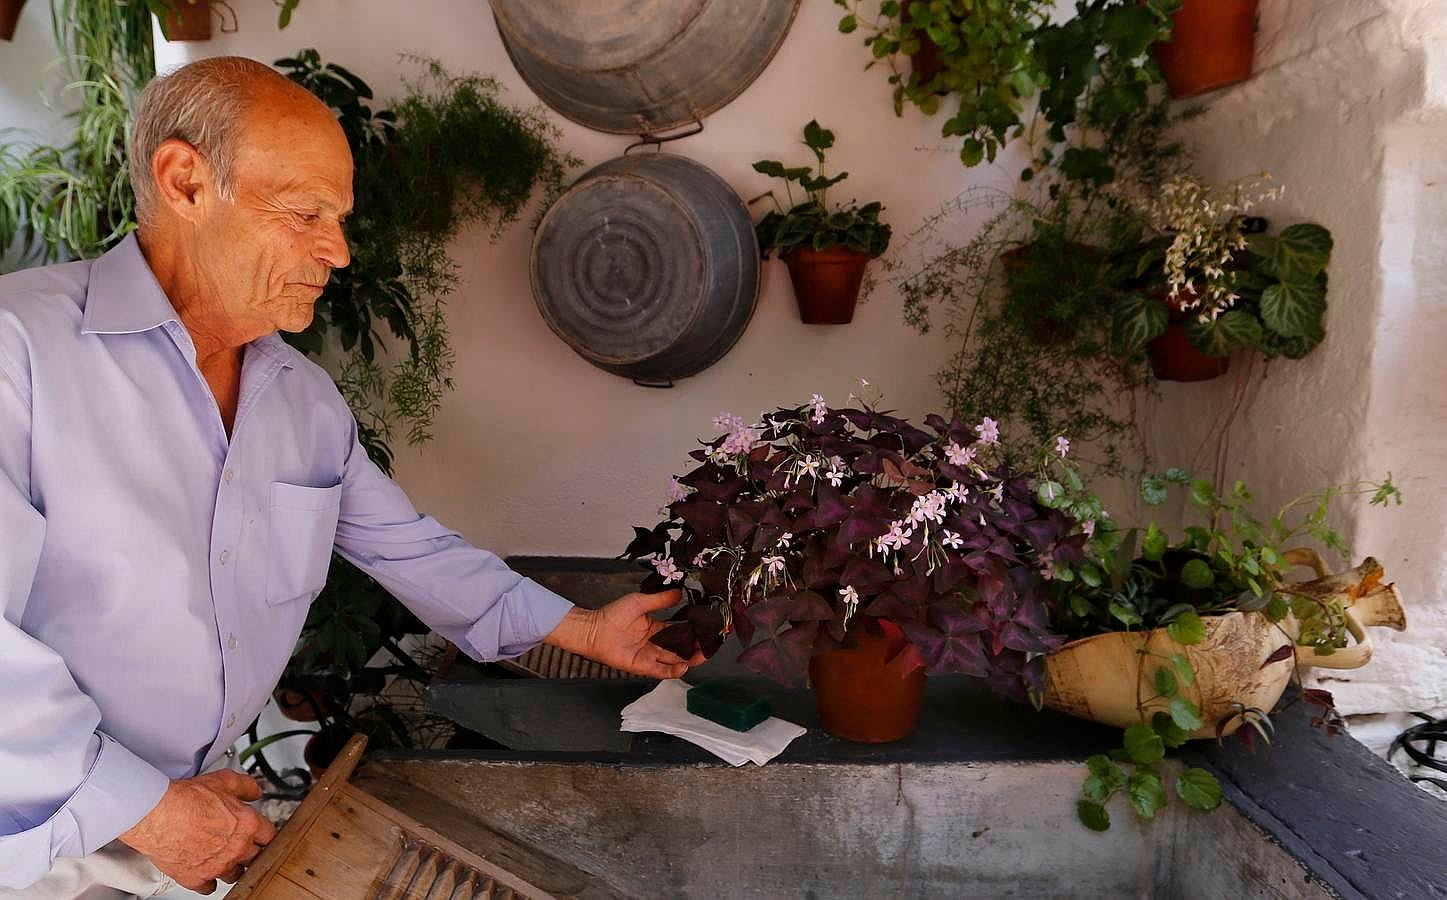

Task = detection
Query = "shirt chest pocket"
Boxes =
[267,481,343,606]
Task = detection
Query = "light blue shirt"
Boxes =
[0,235,575,889]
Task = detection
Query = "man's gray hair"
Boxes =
[129,56,287,224]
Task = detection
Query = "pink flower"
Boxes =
[652,557,683,584]
[975,417,1000,445]
[1055,436,1071,458]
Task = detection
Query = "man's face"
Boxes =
[194,96,354,337]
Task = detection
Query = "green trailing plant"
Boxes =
[1117,174,1336,362]
[835,0,1049,167]
[751,120,891,258]
[833,0,1176,181]
[1043,466,1402,830]
[0,0,154,267]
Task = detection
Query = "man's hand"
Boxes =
[546,589,706,678]
[119,769,277,894]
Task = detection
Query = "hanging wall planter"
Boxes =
[0,0,26,41]
[783,246,872,325]
[157,0,212,41]
[1152,0,1260,99]
[1148,321,1229,382]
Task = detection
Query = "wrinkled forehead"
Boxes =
[233,99,354,207]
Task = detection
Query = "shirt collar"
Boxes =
[81,233,294,370]
[80,233,182,336]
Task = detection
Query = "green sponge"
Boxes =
[686,680,771,732]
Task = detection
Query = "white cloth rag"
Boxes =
[620,679,806,767]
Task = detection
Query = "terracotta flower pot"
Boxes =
[0,0,26,41]
[900,3,951,90]
[809,625,927,743]
[1152,0,1260,99]
[1148,321,1229,382]
[158,0,212,42]
[304,728,349,779]
[1041,555,1405,739]
[782,245,873,325]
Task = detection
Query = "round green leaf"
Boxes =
[1154,666,1178,698]
[1152,711,1191,749]
[838,13,859,33]
[1078,799,1111,831]
[1167,610,1206,646]
[1261,280,1326,339]
[1142,522,1167,562]
[1273,222,1333,281]
[1185,310,1263,356]
[1180,559,1215,590]
[1086,754,1115,777]
[1176,768,1223,811]
[1082,774,1110,803]
[1128,769,1167,820]
[1171,653,1196,687]
[1168,696,1203,732]
[1124,723,1165,764]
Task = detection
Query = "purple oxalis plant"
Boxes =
[623,385,1087,703]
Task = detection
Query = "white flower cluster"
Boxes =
[1136,173,1284,321]
[808,393,829,424]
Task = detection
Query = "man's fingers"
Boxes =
[215,769,261,801]
[180,877,218,895]
[220,865,245,884]
[628,588,682,615]
[251,811,278,846]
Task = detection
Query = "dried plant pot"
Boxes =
[1148,321,1230,382]
[159,0,212,41]
[783,245,872,325]
[274,686,331,722]
[809,627,927,743]
[0,0,26,41]
[1041,554,1406,739]
[1152,0,1260,99]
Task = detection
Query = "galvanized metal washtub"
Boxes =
[530,153,759,386]
[490,0,802,136]
[1041,552,1407,739]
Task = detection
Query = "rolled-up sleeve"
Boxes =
[0,344,170,890]
[331,416,574,661]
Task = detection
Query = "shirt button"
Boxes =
[226,634,238,650]
[225,747,236,759]
[219,549,230,565]
[225,714,236,729]
[224,468,236,484]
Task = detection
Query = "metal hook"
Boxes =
[625,117,705,154]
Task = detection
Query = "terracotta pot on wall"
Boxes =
[1152,0,1260,99]
[900,3,950,90]
[158,0,212,41]
[0,0,26,41]
[809,623,927,743]
[1147,288,1230,382]
[783,245,873,324]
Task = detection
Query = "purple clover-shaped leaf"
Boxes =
[901,608,990,677]
[737,621,819,683]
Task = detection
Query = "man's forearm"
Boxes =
[543,606,599,656]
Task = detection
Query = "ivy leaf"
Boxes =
[1112,291,1169,357]
[1124,723,1165,764]
[1167,610,1206,646]
[1169,696,1203,732]
[1272,222,1333,281]
[1176,768,1223,811]
[1077,799,1111,832]
[1128,768,1167,820]
[1260,280,1327,339]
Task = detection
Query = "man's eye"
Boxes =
[298,212,320,224]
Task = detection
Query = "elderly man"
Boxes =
[0,56,697,898]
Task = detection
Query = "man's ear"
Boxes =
[149,138,211,222]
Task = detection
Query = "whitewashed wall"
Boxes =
[136,0,1445,719]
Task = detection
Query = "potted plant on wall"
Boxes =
[1037,466,1403,829]
[1152,0,1260,99]
[752,121,892,325]
[1119,173,1335,381]
[624,384,1080,742]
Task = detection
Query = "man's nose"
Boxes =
[315,219,350,269]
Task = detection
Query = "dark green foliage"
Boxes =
[0,0,155,268]
[751,120,891,258]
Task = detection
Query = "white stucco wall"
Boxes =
[134,0,1444,718]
